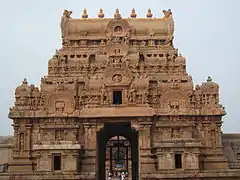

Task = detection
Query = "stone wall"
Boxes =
[0,136,13,164]
[0,136,13,172]
[1,133,240,169]
[223,133,240,169]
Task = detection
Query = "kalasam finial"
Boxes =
[82,8,88,18]
[147,8,153,18]
[131,8,137,18]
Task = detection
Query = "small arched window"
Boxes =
[114,26,123,34]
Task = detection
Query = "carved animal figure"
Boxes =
[163,9,172,19]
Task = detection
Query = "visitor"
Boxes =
[125,172,128,179]
[117,171,121,178]
[120,171,125,180]
[108,171,112,180]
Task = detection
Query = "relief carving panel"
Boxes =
[103,67,132,86]
[46,92,74,114]
[159,89,190,114]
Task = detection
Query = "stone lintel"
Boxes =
[40,125,79,129]
[153,141,202,148]
[156,121,195,127]
[38,141,79,145]
[79,107,154,117]
[33,144,81,150]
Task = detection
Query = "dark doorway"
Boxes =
[52,153,61,171]
[97,122,139,180]
[175,153,182,169]
[106,136,131,175]
[113,91,122,104]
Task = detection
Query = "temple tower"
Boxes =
[7,8,239,180]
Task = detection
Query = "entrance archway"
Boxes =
[106,136,131,177]
[97,122,139,180]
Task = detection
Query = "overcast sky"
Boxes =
[0,0,239,135]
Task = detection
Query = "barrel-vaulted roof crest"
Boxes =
[60,8,175,46]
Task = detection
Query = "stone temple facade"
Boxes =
[1,8,240,180]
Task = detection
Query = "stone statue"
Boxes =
[148,39,155,46]
[100,39,105,46]
[101,86,108,104]
[60,10,72,37]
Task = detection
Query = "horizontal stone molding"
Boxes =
[33,144,81,150]
[153,140,202,148]
[79,106,154,117]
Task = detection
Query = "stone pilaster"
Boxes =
[139,122,151,148]
[138,118,156,173]
[25,126,32,151]
[10,121,32,172]
[83,122,97,149]
[81,122,97,173]
[183,151,200,170]
[156,151,174,170]
[13,125,19,152]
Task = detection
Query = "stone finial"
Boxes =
[82,8,88,18]
[53,49,60,58]
[131,8,137,18]
[22,78,28,85]
[207,76,212,82]
[146,8,153,18]
[114,8,121,19]
[195,84,200,90]
[98,8,104,18]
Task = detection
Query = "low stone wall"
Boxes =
[0,172,95,180]
[0,171,240,180]
[222,133,240,169]
[0,136,14,167]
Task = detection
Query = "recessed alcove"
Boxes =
[113,91,122,104]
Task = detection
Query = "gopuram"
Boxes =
[3,8,240,180]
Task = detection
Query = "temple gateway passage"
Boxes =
[3,8,240,180]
